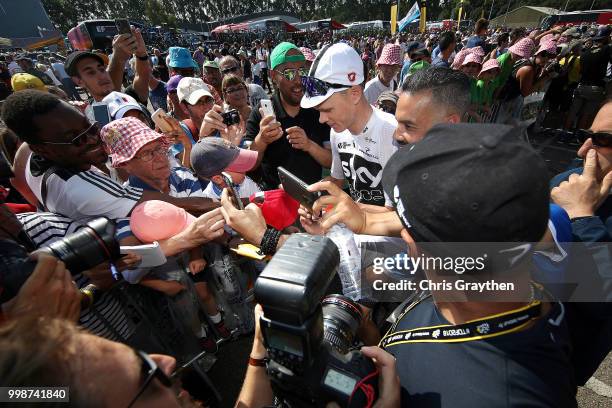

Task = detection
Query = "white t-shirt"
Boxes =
[202,176,261,200]
[26,154,143,222]
[248,83,267,108]
[51,62,69,80]
[45,68,62,86]
[363,76,396,105]
[255,48,268,69]
[8,61,22,75]
[331,108,398,207]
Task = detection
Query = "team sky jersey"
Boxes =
[330,108,398,206]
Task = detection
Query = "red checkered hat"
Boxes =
[100,117,168,167]
[469,46,485,57]
[377,44,402,66]
[299,47,316,62]
[508,38,535,59]
[451,48,472,69]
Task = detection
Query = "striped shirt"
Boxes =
[26,154,143,222]
[17,212,134,342]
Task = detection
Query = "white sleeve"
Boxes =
[53,172,142,220]
[329,133,344,180]
[363,82,378,105]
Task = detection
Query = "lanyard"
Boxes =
[380,299,542,347]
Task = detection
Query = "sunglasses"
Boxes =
[301,76,348,98]
[576,129,612,148]
[221,65,240,75]
[127,350,173,408]
[275,68,309,82]
[40,121,101,147]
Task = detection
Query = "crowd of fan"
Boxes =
[0,16,610,407]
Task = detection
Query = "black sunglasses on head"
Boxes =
[576,129,612,148]
[301,76,348,98]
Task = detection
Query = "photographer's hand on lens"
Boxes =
[307,181,367,234]
[360,347,401,408]
[3,254,80,321]
[219,189,267,246]
[551,149,612,219]
[82,262,119,290]
[201,104,227,137]
[256,110,283,146]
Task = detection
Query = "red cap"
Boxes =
[250,189,299,230]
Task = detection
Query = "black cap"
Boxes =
[64,51,105,77]
[382,123,550,244]
[593,25,611,41]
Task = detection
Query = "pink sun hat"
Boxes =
[377,43,402,66]
[479,58,501,76]
[535,40,557,56]
[299,47,316,62]
[508,37,535,59]
[462,52,483,66]
[130,200,196,243]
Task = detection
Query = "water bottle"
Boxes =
[326,224,362,301]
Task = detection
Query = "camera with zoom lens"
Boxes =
[221,109,241,126]
[255,234,378,408]
[1,217,120,303]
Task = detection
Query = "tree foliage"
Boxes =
[42,0,609,34]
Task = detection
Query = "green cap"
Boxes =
[270,42,305,70]
[407,60,430,76]
[203,61,219,69]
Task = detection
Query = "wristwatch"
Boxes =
[136,54,149,61]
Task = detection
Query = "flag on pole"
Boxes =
[391,2,398,35]
[419,0,427,33]
[398,1,421,32]
[457,0,464,29]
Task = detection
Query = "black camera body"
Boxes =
[255,234,378,408]
[0,217,119,303]
[221,109,241,126]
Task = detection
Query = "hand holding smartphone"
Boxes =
[221,172,244,210]
[278,167,324,210]
[115,19,132,35]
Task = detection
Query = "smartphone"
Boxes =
[221,172,244,210]
[277,166,323,210]
[115,18,132,35]
[151,108,175,133]
[260,99,275,120]
[91,103,111,127]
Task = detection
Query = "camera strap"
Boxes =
[380,300,542,348]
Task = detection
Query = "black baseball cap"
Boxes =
[64,51,105,77]
[382,123,550,244]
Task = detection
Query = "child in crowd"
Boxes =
[190,138,261,201]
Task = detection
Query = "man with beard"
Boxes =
[244,42,332,190]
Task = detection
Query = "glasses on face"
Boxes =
[576,129,612,148]
[221,65,240,75]
[301,76,348,98]
[40,121,101,147]
[275,68,309,82]
[136,144,168,162]
[127,350,173,408]
[224,85,246,95]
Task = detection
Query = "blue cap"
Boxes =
[168,47,197,69]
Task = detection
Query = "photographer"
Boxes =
[378,123,576,407]
[235,305,400,408]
